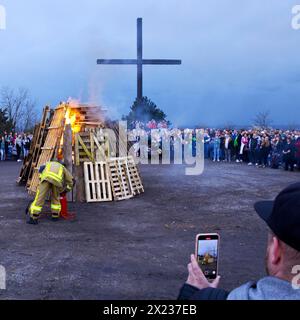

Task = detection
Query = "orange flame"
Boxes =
[65,108,81,133]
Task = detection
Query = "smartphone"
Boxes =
[195,233,220,280]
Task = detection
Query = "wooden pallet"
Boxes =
[75,131,95,165]
[28,105,66,195]
[17,106,51,186]
[107,157,134,201]
[83,162,112,202]
[75,130,109,166]
[127,156,144,195]
[67,103,105,131]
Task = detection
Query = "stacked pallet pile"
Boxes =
[83,156,144,203]
[18,101,144,203]
[75,129,144,202]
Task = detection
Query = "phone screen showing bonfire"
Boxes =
[196,234,219,280]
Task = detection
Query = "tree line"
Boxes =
[0,86,38,133]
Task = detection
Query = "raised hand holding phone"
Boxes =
[186,254,221,290]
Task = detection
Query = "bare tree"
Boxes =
[253,110,273,130]
[0,86,38,132]
[20,98,38,132]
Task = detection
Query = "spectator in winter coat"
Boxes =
[248,133,258,165]
[0,136,5,161]
[283,138,296,172]
[238,133,248,163]
[261,136,271,168]
[219,133,225,161]
[224,132,233,162]
[234,131,242,162]
[213,133,221,162]
[203,131,211,159]
[4,132,11,159]
[23,134,31,158]
[15,135,22,162]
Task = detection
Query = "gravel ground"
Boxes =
[0,161,299,300]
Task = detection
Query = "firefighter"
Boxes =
[27,160,74,225]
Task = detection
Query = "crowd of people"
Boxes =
[204,128,300,171]
[2,120,300,173]
[130,120,300,172]
[0,132,32,162]
[129,120,169,130]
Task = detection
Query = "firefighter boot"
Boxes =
[27,217,38,225]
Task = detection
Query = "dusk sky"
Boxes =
[0,0,300,127]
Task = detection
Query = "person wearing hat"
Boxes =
[178,183,300,300]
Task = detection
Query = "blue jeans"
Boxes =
[214,145,220,161]
[204,143,209,158]
[209,144,214,160]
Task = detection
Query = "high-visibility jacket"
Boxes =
[40,161,73,192]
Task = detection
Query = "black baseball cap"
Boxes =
[254,183,300,252]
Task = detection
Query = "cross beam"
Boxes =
[97,59,182,65]
[97,18,182,101]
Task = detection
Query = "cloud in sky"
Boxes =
[0,0,300,126]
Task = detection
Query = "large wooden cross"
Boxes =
[97,18,181,101]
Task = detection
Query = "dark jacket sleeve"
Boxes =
[177,284,229,301]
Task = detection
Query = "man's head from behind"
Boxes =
[266,230,300,281]
[255,183,300,282]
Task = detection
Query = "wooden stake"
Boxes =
[74,164,85,202]
[63,124,73,202]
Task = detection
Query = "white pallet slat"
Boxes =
[84,162,112,203]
